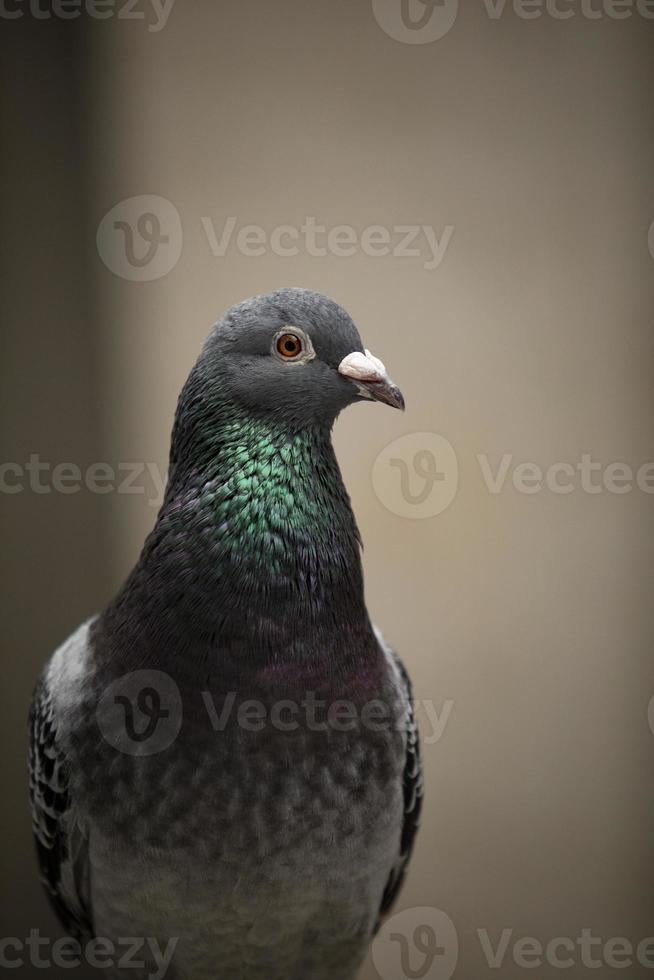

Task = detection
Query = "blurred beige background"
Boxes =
[2,2,653,977]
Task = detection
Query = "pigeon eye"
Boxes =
[275,333,304,360]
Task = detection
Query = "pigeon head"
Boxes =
[196,287,404,429]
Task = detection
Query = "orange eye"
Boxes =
[276,333,303,359]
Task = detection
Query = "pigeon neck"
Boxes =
[102,411,372,663]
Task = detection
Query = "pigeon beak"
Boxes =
[361,377,406,411]
[338,349,405,411]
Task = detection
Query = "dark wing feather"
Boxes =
[377,649,423,926]
[28,674,91,937]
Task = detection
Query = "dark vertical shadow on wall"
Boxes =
[0,13,108,971]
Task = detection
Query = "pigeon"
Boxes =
[28,288,423,980]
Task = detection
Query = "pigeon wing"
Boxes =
[376,637,424,926]
[28,637,92,938]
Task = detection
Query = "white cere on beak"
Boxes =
[364,349,387,377]
[338,349,388,383]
